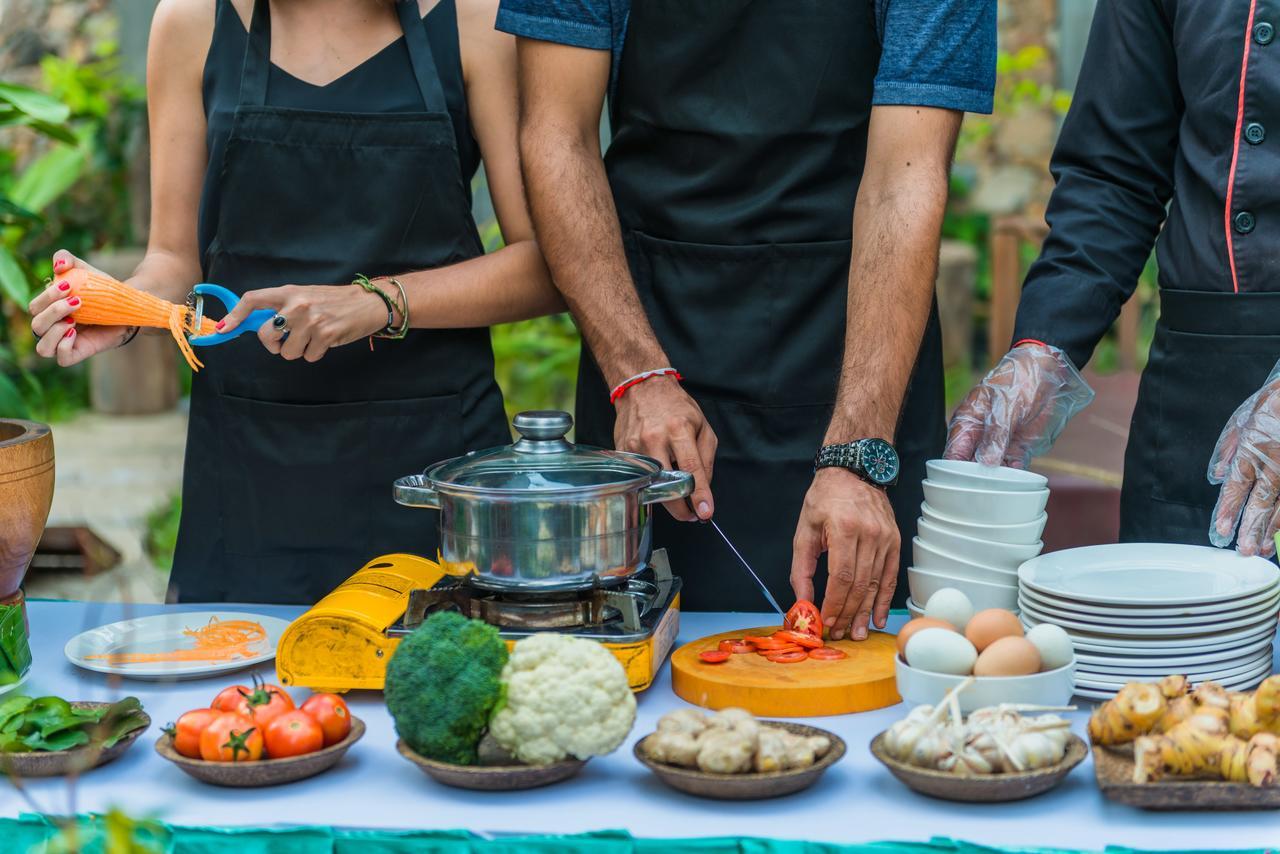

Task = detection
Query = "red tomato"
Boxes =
[170,708,218,759]
[211,685,250,712]
[749,637,796,650]
[300,693,351,746]
[265,710,324,758]
[199,712,263,762]
[765,650,808,664]
[784,600,823,638]
[774,630,823,649]
[756,644,802,655]
[718,639,755,654]
[808,647,848,661]
[699,650,732,663]
[235,680,295,728]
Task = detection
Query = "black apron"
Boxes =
[575,0,945,611]
[170,0,508,604]
[1120,290,1280,544]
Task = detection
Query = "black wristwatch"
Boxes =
[814,439,900,488]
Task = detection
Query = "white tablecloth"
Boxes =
[2,600,1277,850]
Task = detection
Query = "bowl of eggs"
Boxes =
[894,588,1076,712]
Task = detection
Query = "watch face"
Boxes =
[860,439,899,485]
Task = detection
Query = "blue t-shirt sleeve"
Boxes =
[495,0,614,51]
[873,0,997,114]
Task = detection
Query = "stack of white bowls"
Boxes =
[908,460,1049,615]
[1017,544,1280,700]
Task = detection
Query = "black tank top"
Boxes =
[197,0,479,265]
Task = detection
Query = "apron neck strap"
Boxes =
[238,0,273,107]
[396,0,449,114]
[237,0,449,113]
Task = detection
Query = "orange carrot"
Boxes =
[61,268,218,371]
[85,617,267,665]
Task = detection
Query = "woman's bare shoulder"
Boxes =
[151,0,218,64]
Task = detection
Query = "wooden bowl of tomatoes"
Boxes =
[155,678,364,787]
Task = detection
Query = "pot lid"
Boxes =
[426,411,661,492]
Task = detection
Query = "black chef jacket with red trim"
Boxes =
[1013,0,1280,364]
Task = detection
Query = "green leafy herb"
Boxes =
[0,695,147,753]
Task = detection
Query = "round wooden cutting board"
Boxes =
[670,626,900,717]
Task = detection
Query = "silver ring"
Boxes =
[272,314,288,330]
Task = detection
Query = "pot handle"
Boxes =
[394,474,441,509]
[641,469,694,505]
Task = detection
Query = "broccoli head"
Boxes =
[384,610,508,765]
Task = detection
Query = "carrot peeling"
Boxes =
[60,268,218,371]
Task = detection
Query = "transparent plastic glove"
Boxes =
[944,343,1095,470]
[1208,359,1280,557]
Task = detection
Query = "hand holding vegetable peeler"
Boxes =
[186,284,278,346]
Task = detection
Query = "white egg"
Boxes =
[923,588,975,632]
[1025,623,1074,671]
[905,627,978,675]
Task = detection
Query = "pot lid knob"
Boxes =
[512,410,573,449]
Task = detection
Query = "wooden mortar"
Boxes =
[0,420,55,599]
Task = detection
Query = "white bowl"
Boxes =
[925,459,1048,493]
[921,502,1048,545]
[906,598,926,620]
[912,537,1022,583]
[916,520,1043,570]
[894,656,1077,713]
[908,567,1019,612]
[921,480,1050,525]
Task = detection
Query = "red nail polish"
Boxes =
[64,327,75,339]
[67,296,80,307]
[215,320,226,330]
[57,282,70,291]
[53,259,67,272]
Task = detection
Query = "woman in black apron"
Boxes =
[945,2,1280,558]
[28,0,560,603]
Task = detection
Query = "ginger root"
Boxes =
[1135,706,1279,787]
[1228,675,1280,739]
[1089,682,1169,745]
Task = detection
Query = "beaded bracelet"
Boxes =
[352,275,410,343]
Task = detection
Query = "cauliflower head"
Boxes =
[489,633,636,765]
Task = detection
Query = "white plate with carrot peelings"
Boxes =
[65,612,291,680]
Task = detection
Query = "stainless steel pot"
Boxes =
[394,410,693,591]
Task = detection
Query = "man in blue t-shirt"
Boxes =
[500,1,996,640]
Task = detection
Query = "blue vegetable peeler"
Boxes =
[186,284,278,346]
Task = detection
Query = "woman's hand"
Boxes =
[216,283,390,362]
[28,250,135,366]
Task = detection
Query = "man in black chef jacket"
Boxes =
[500,0,996,638]
[947,1,1280,558]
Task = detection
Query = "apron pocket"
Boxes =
[1147,327,1280,508]
[216,392,464,558]
[629,232,850,403]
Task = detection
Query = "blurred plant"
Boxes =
[0,42,145,420]
[474,180,581,421]
[143,492,182,571]
[24,807,165,853]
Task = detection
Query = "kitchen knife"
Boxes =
[708,518,786,617]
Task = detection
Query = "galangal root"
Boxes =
[1089,674,1280,787]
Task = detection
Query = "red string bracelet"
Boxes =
[1013,338,1050,349]
[610,367,683,404]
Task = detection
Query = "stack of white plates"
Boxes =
[907,460,1049,614]
[1017,544,1280,700]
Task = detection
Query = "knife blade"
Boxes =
[708,518,786,617]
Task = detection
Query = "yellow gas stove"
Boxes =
[275,550,681,693]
